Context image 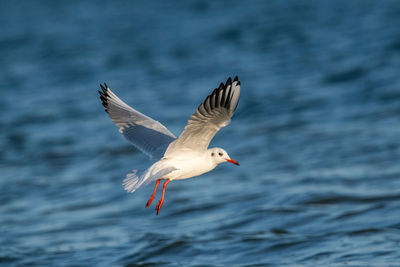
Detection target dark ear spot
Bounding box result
[218,152,223,156]
[211,153,215,157]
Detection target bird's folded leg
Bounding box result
[155,179,171,215]
[146,179,161,208]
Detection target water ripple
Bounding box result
[1,1,400,266]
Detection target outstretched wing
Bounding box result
[99,84,176,159]
[164,76,240,156]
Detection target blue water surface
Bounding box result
[1,1,400,266]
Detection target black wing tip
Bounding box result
[224,76,240,87]
[99,82,110,113]
[198,75,241,115]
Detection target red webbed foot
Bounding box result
[146,179,161,208]
[155,179,170,215]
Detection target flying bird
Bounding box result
[99,76,241,215]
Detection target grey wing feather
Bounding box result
[99,83,176,159]
[164,76,240,155]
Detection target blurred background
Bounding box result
[1,1,400,266]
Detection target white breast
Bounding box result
[161,151,217,180]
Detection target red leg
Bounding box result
[146,179,161,208]
[155,179,171,215]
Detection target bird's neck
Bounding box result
[205,153,219,169]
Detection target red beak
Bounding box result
[226,158,240,166]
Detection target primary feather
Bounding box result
[164,76,240,156]
[99,84,176,159]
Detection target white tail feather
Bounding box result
[123,170,142,193]
[122,163,178,193]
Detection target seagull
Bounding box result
[99,76,241,215]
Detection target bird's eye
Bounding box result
[218,152,223,156]
[211,153,215,157]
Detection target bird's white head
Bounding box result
[208,147,239,166]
